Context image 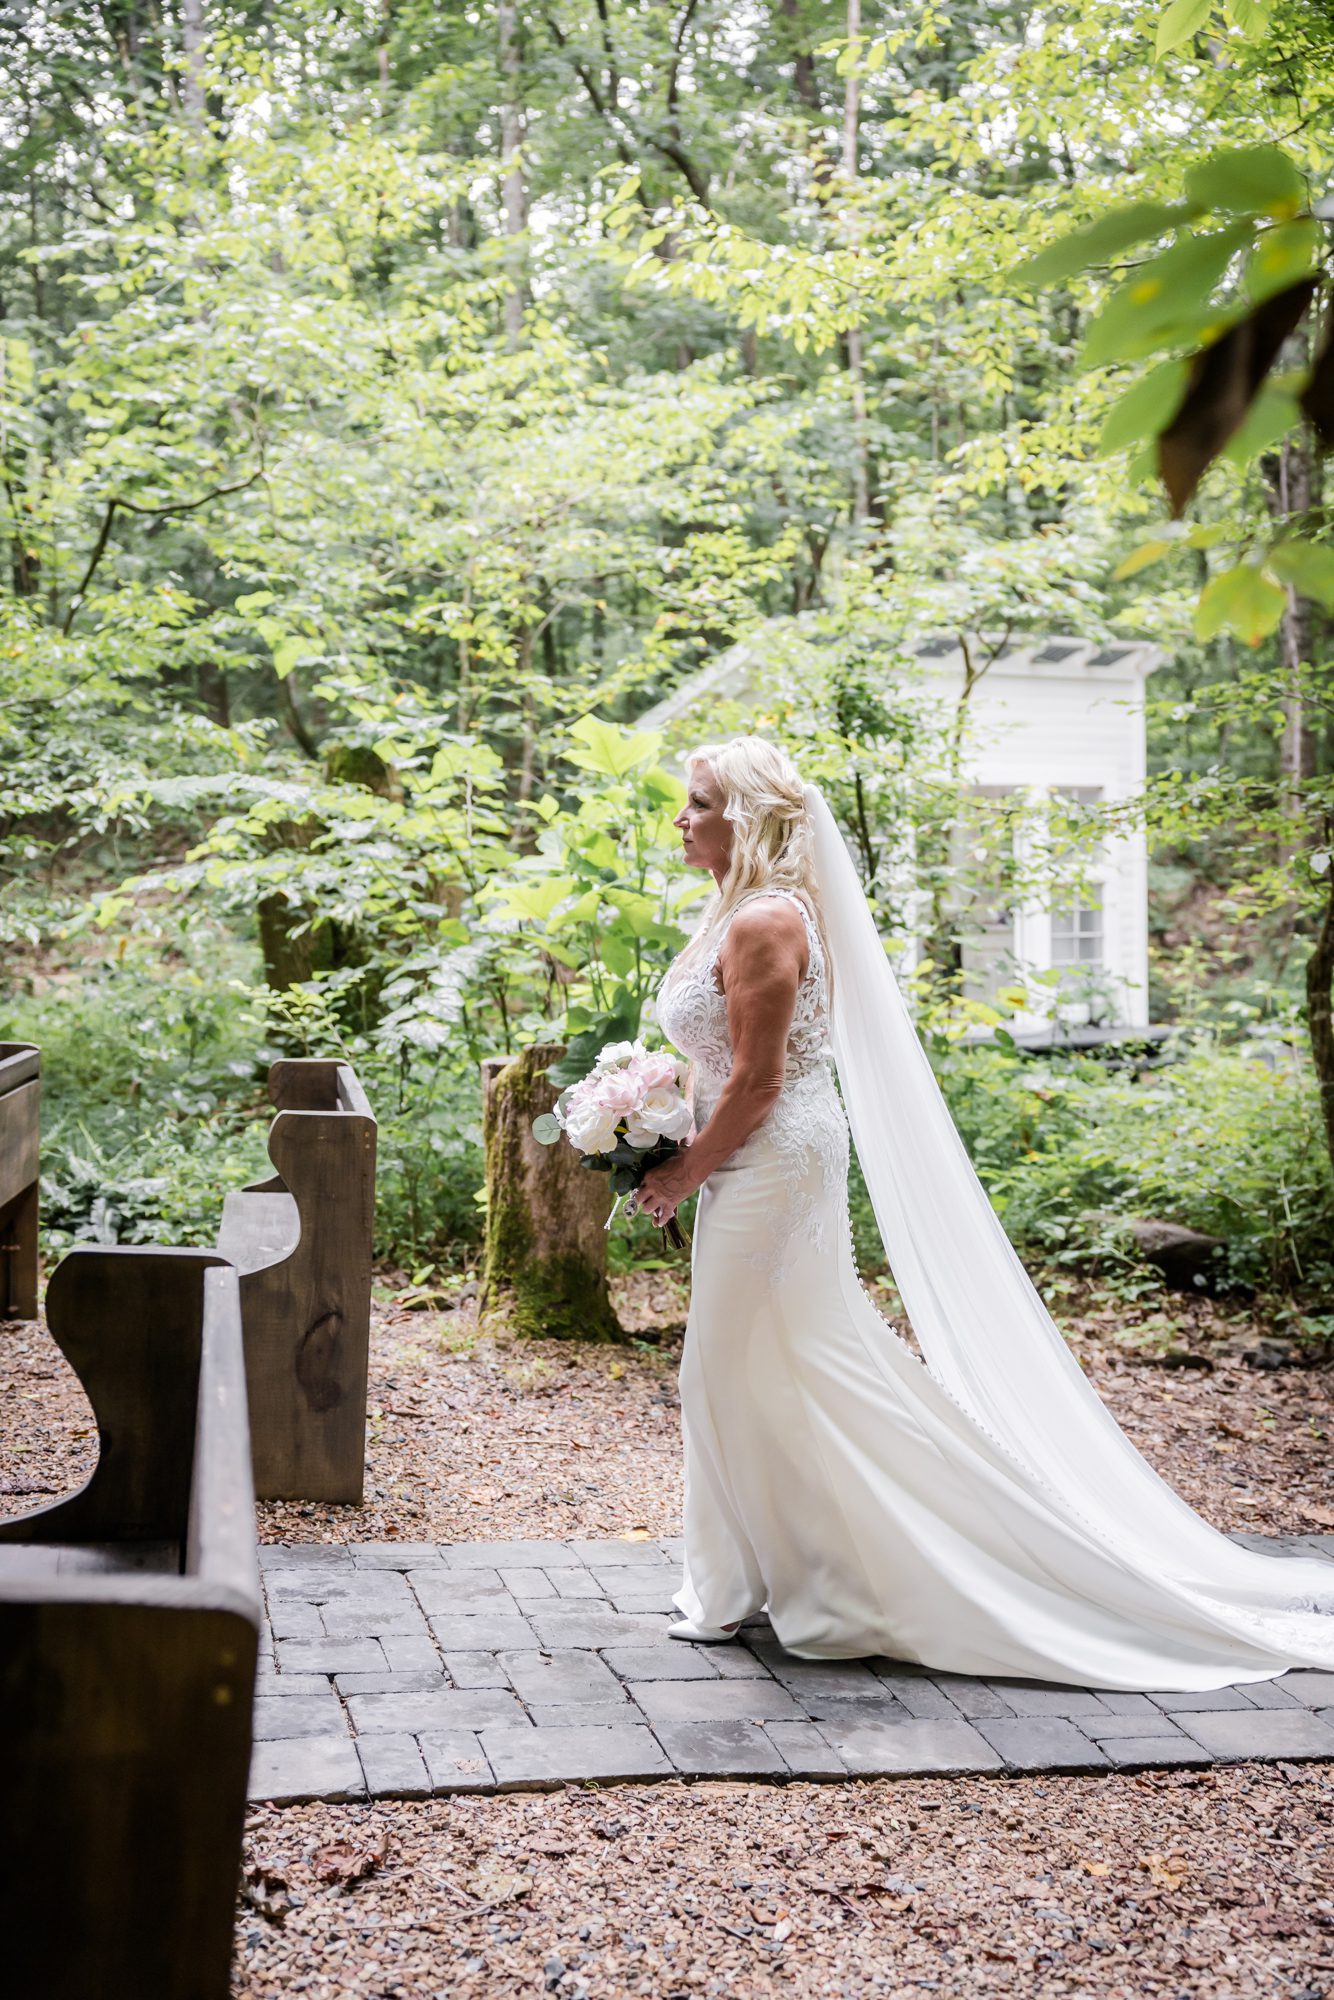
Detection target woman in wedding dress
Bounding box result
[634,736,1334,1692]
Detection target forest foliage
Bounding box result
[2,0,1333,1315]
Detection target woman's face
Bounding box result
[673,761,733,879]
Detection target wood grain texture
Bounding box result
[218,1059,376,1503]
[0,1251,260,2000]
[0,1042,40,1320]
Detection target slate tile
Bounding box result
[259,1544,353,1570]
[979,1683,1111,1719]
[1087,1691,1158,1716]
[1172,1708,1334,1760]
[334,1671,448,1697]
[321,1605,430,1640]
[1278,1670,1334,1708]
[588,1563,680,1587]
[498,1650,624,1706]
[444,1650,512,1690]
[819,1717,1004,1776]
[408,1570,514,1612]
[480,1723,672,1787]
[347,1688,525,1735]
[796,1693,912,1728]
[1098,1736,1214,1768]
[498,1568,556,1598]
[351,1544,444,1569]
[866,1671,962,1720]
[444,1540,584,1568]
[268,1601,324,1641]
[1143,1685,1259,1711]
[276,1639,386,1674]
[602,1588,680,1614]
[427,1613,536,1651]
[629,1678,804,1724]
[601,1645,721,1682]
[710,1646,778,1679]
[1085,1712,1201,1741]
[380,1635,443,1673]
[935,1678,1015,1720]
[253,1670,331,1698]
[419,1729,495,1793]
[252,1695,346,1740]
[656,1537,687,1560]
[975,1719,1110,1771]
[249,1733,365,1803]
[566,1538,669,1565]
[551,1569,606,1600]
[529,1611,672,1650]
[765,1720,848,1776]
[527,1701,636,1727]
[267,1569,410,1606]
[744,1647,882,1702]
[357,1733,433,1798]
[1238,1679,1302,1710]
[652,1718,788,1777]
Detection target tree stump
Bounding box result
[480,1042,622,1341]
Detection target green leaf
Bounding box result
[531,1112,563,1144]
[492,875,576,923]
[1097,358,1189,454]
[1193,564,1286,645]
[271,637,304,679]
[1226,0,1271,38]
[601,931,637,975]
[1218,385,1301,466]
[565,712,662,778]
[1155,0,1210,57]
[1079,223,1253,369]
[1244,218,1319,302]
[1113,538,1175,581]
[547,886,602,932]
[1012,203,1184,289]
[1185,145,1304,219]
[1266,540,1334,610]
[235,589,274,614]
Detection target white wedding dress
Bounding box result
[654,866,1334,1692]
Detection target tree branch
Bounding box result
[61,470,262,632]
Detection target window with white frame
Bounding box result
[1049,893,1104,968]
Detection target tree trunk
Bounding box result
[841,0,870,526]
[498,0,529,347]
[481,1043,622,1340]
[1265,434,1316,812]
[1307,821,1334,1186]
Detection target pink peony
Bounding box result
[634,1050,680,1090]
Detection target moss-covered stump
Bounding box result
[480,1043,622,1341]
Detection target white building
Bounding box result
[639,632,1162,1031]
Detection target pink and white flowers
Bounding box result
[556,1039,692,1156]
[532,1038,692,1245]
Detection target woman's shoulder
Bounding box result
[721,892,810,954]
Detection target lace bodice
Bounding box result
[656,888,832,1104]
[654,888,849,1272]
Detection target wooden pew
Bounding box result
[0,1040,39,1320]
[0,1245,261,2000]
[217,1057,376,1504]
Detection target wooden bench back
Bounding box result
[0,1043,39,1320]
[224,1058,376,1502]
[0,1247,260,2000]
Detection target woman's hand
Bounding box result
[635,1150,700,1227]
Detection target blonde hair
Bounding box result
[682,736,831,983]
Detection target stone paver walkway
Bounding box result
[250,1534,1334,1802]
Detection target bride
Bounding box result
[634,735,1334,1691]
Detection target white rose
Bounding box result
[564,1102,621,1154]
[596,1040,638,1071]
[638,1085,692,1141]
[623,1114,658,1149]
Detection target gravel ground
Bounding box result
[4,1273,1332,1542]
[236,1765,1334,1998]
[7,1269,1334,1998]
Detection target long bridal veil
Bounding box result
[803,781,1334,1659]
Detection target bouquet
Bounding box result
[532,1039,692,1248]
